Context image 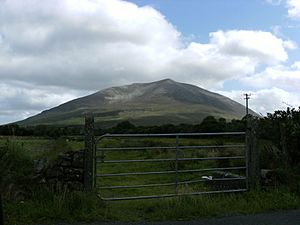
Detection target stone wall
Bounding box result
[34,150,84,191]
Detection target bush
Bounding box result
[0,139,35,200]
[0,138,74,200]
[259,143,282,169]
[259,107,300,167]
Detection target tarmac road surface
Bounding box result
[50,209,300,225]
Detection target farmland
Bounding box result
[1,133,300,224]
[95,134,246,200]
[1,108,300,224]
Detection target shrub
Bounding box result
[0,139,35,200]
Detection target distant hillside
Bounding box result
[18,79,257,127]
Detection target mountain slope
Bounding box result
[19,79,256,127]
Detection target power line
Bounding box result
[282,102,293,108]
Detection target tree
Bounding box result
[110,121,136,133]
[259,107,300,167]
[199,116,224,132]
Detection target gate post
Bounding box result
[84,114,95,191]
[279,123,288,168]
[246,117,259,189]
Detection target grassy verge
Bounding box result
[3,187,300,224]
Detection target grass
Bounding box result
[4,188,106,224]
[96,135,246,199]
[2,135,300,224]
[106,187,300,221]
[0,136,84,157]
[4,187,300,224]
[0,137,49,157]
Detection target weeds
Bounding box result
[5,187,106,224]
[0,139,35,200]
[4,186,300,224]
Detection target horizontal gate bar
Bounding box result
[97,177,246,189]
[97,156,245,164]
[96,166,246,177]
[97,132,245,139]
[97,146,175,151]
[100,188,248,201]
[96,144,245,152]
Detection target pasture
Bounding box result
[1,135,300,224]
[95,134,247,200]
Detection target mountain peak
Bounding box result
[19,79,256,127]
[156,78,176,83]
[131,78,176,86]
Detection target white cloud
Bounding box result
[265,0,284,5]
[291,60,300,69]
[218,88,300,115]
[223,59,300,114]
[283,40,298,49]
[0,0,291,89]
[0,82,86,124]
[266,0,300,19]
[166,42,255,88]
[210,30,289,64]
[287,0,300,19]
[166,30,292,88]
[0,0,297,124]
[240,63,300,91]
[0,0,182,90]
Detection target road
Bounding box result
[52,209,300,225]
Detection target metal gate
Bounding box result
[95,132,248,201]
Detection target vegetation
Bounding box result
[0,139,35,201]
[96,135,246,199]
[0,116,246,137]
[1,107,300,224]
[4,188,300,224]
[259,107,300,167]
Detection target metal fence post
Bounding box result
[84,114,95,191]
[246,118,259,189]
[175,135,179,195]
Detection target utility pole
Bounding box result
[244,93,251,116]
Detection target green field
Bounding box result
[96,135,246,200]
[1,135,300,224]
[0,135,246,200]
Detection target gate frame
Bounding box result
[94,132,248,201]
[83,115,259,199]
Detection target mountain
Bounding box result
[18,79,256,127]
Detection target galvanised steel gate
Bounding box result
[95,132,248,201]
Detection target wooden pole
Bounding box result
[246,117,259,189]
[280,123,288,168]
[84,114,95,191]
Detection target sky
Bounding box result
[0,0,300,125]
